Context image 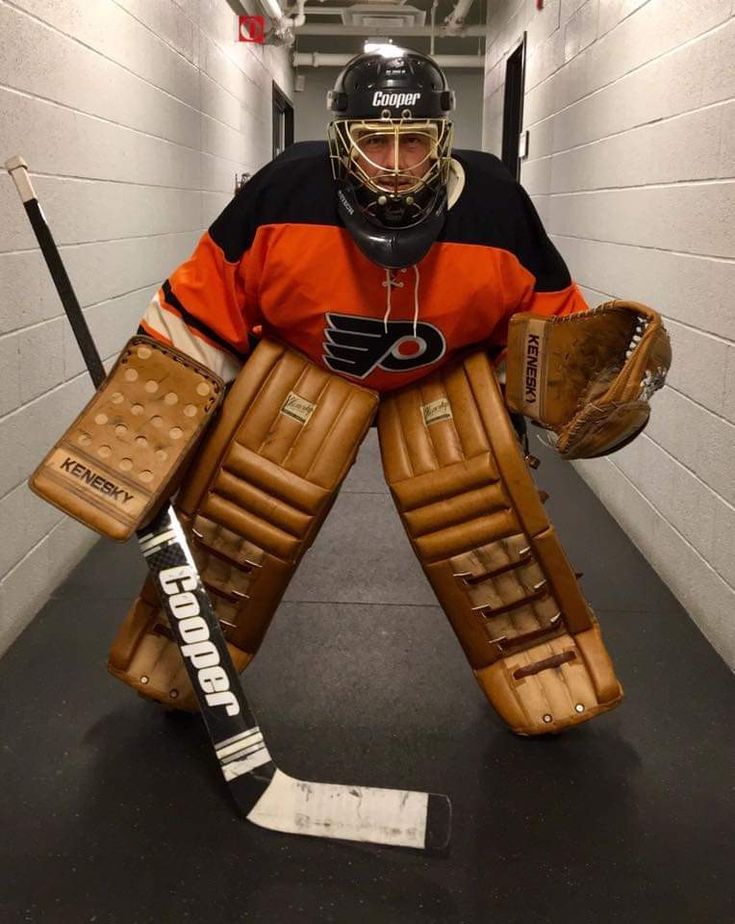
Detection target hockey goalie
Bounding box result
[32,47,671,738]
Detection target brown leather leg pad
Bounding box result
[108,339,378,711]
[378,349,623,736]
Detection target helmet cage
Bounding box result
[328,116,453,227]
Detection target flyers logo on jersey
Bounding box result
[323,313,446,379]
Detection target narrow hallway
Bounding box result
[1,433,732,923]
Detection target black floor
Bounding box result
[1,434,733,923]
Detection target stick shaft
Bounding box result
[5,156,105,387]
[140,505,275,811]
[5,154,273,812]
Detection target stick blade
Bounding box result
[424,791,452,853]
[246,769,451,852]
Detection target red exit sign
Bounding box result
[238,15,265,43]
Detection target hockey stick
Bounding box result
[5,155,451,852]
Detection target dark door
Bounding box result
[501,33,527,180]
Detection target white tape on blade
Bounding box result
[247,769,429,849]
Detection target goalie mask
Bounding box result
[327,47,455,269]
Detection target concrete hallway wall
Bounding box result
[482,0,735,666]
[0,0,292,656]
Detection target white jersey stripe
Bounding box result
[142,292,242,384]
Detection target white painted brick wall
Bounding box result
[0,0,292,657]
[548,184,732,257]
[484,0,735,667]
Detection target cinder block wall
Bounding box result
[483,0,734,666]
[0,0,292,656]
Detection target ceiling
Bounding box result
[292,0,488,58]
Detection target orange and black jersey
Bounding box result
[141,141,588,392]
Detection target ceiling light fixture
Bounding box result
[363,39,397,55]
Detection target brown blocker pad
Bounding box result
[30,336,224,540]
[378,349,623,735]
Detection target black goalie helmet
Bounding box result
[327,47,455,269]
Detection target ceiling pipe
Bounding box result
[430,0,438,55]
[293,51,484,67]
[442,0,476,35]
[288,0,307,28]
[295,23,485,35]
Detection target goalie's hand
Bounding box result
[505,300,672,460]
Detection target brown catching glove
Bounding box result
[505,300,672,460]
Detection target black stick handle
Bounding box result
[5,153,273,808]
[5,155,106,388]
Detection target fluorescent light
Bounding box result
[364,40,396,56]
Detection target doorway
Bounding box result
[501,33,527,180]
[272,82,294,159]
